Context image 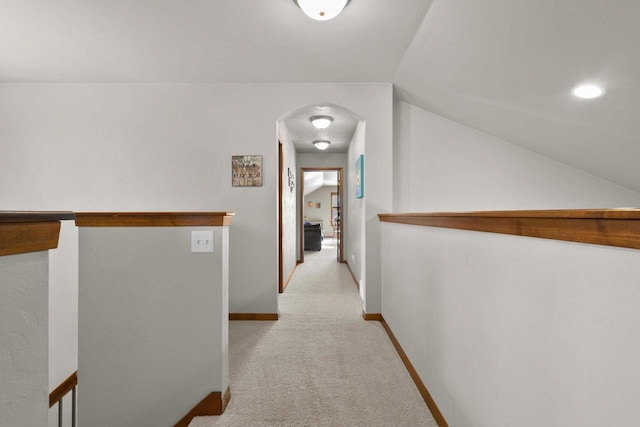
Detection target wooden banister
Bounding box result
[49,371,78,408]
[0,211,75,256]
[75,212,234,227]
[378,209,640,250]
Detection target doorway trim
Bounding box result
[278,141,284,293]
[299,167,344,264]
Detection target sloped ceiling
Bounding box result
[304,171,339,196]
[393,0,640,193]
[1,0,639,192]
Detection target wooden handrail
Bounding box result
[0,211,75,222]
[0,211,75,256]
[49,371,78,408]
[378,209,640,250]
[75,212,234,227]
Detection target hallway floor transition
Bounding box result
[190,241,438,426]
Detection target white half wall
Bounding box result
[382,223,640,427]
[78,226,229,426]
[0,252,49,427]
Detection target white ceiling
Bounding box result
[0,0,429,83]
[2,0,639,192]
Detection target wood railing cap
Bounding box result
[0,211,75,222]
[378,208,640,251]
[0,211,72,256]
[75,212,235,227]
[378,208,640,220]
[49,371,78,408]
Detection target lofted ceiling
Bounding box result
[1,0,639,192]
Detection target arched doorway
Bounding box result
[276,103,363,294]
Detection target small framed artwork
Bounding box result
[355,154,364,199]
[287,168,295,192]
[232,155,263,187]
[316,202,321,209]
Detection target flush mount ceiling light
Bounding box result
[313,140,331,150]
[294,0,351,21]
[310,115,333,129]
[572,84,605,99]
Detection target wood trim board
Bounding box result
[0,221,62,256]
[377,316,449,427]
[342,260,359,290]
[282,263,298,292]
[75,212,234,227]
[362,312,382,321]
[229,313,279,321]
[364,314,448,427]
[174,388,231,427]
[379,209,640,250]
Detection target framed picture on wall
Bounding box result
[355,154,364,199]
[287,167,295,192]
[232,155,263,187]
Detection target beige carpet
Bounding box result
[190,241,438,427]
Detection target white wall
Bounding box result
[0,83,392,382]
[297,153,348,171]
[0,252,49,427]
[393,101,640,211]
[78,226,228,426]
[382,223,640,427]
[48,221,78,392]
[48,222,78,427]
[304,185,337,236]
[383,99,640,426]
[346,121,367,304]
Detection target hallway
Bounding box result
[191,241,438,426]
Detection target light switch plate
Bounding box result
[191,230,214,253]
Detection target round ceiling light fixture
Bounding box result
[313,140,331,150]
[572,84,605,99]
[310,115,333,129]
[294,0,351,21]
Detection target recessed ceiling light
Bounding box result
[572,84,605,99]
[313,140,331,150]
[294,0,350,21]
[310,115,333,129]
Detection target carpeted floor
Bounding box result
[190,241,438,427]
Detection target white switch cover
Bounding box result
[191,230,214,253]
